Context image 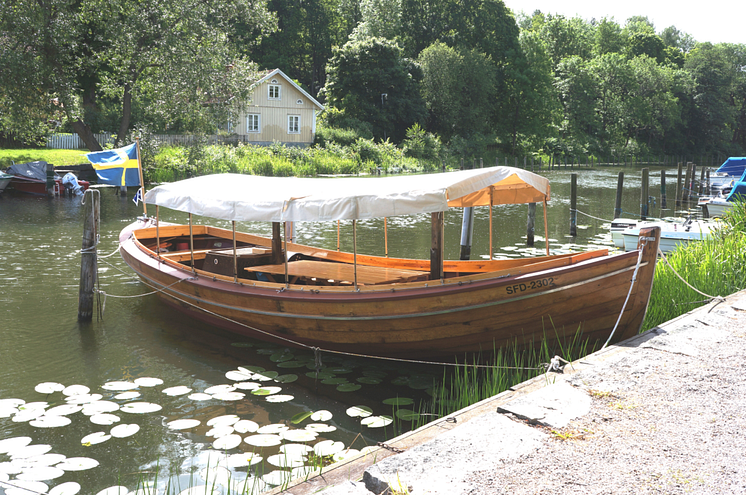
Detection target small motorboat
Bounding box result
[6,161,90,196]
[621,217,716,253]
[0,171,12,193]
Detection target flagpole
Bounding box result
[136,138,147,217]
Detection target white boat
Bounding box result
[610,218,639,249]
[0,171,12,193]
[700,197,734,218]
[621,218,716,253]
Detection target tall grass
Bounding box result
[641,199,746,331]
[0,148,89,168]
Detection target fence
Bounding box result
[46,133,116,149]
[45,133,261,149]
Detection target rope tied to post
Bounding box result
[601,238,647,349]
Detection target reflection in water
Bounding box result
[0,167,691,493]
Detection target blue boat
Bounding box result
[708,157,746,196]
[701,163,746,217]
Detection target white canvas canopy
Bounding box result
[143,166,550,223]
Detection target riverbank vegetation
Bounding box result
[2,1,744,163]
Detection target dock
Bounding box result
[272,289,746,494]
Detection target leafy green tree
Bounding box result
[350,0,402,42]
[533,14,594,69]
[322,37,426,142]
[594,17,626,56]
[555,56,601,147]
[627,32,666,63]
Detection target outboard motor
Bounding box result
[62,173,84,196]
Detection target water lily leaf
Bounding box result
[382,397,414,406]
[262,470,292,487]
[56,457,99,471]
[265,394,294,403]
[337,383,362,392]
[257,424,289,434]
[225,370,253,381]
[45,404,83,416]
[329,367,354,374]
[276,361,307,369]
[256,347,279,355]
[113,391,140,400]
[395,409,421,421]
[81,432,111,446]
[167,419,201,430]
[313,440,345,457]
[120,402,162,414]
[16,466,65,481]
[177,487,219,495]
[212,392,245,401]
[133,377,163,387]
[270,352,295,363]
[226,452,263,468]
[267,453,306,469]
[9,444,52,459]
[81,401,119,415]
[320,378,347,385]
[280,443,312,455]
[305,423,337,433]
[253,371,278,381]
[62,385,90,396]
[233,381,261,391]
[252,386,281,396]
[206,414,240,427]
[356,377,382,384]
[96,486,128,495]
[34,382,65,394]
[162,386,192,396]
[203,384,235,395]
[290,411,313,425]
[110,424,140,438]
[333,449,360,462]
[360,415,393,428]
[29,416,72,428]
[23,453,66,466]
[310,410,332,422]
[238,365,265,374]
[4,480,49,495]
[390,376,410,386]
[187,393,213,401]
[206,426,234,438]
[345,405,373,418]
[212,434,242,450]
[65,393,103,404]
[233,419,259,433]
[90,413,120,426]
[279,429,317,442]
[274,374,298,383]
[49,481,81,495]
[244,434,282,447]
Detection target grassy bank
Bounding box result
[0,148,88,168]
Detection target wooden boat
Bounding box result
[6,161,90,196]
[118,167,661,359]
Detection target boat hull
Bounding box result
[9,177,90,195]
[119,221,660,359]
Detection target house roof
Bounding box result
[255,69,324,110]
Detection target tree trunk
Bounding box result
[71,118,103,152]
[116,84,133,147]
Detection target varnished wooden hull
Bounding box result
[118,220,660,359]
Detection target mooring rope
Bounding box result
[601,240,646,349]
[657,247,725,304]
[571,208,613,223]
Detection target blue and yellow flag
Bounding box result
[86,143,140,187]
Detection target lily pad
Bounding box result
[101,381,138,391]
[62,385,90,396]
[82,401,119,415]
[244,434,282,447]
[230,341,254,347]
[279,443,312,455]
[233,419,259,434]
[120,402,162,414]
[290,411,313,424]
[262,470,292,487]
[265,394,294,403]
[333,449,360,462]
[65,393,103,404]
[187,393,213,401]
[177,487,219,495]
[226,452,263,468]
[110,423,140,438]
[361,415,393,428]
[345,405,373,418]
[113,391,140,400]
[9,444,52,459]
[274,374,298,383]
[0,437,33,454]
[225,370,253,381]
[238,365,265,374]
[270,352,295,363]
[96,486,128,495]
[133,377,163,387]
[29,416,72,428]
[167,419,201,430]
[279,429,317,442]
[203,384,235,395]
[206,414,239,427]
[4,480,49,495]
[162,386,192,396]
[81,432,111,446]
[16,466,65,481]
[45,404,83,416]
[34,382,65,394]
[320,378,348,385]
[56,457,100,471]
[212,434,242,450]
[395,409,421,421]
[257,424,289,434]
[23,453,66,466]
[305,423,337,433]
[382,397,414,406]
[337,383,362,392]
[233,381,261,391]
[49,482,82,495]
[310,410,332,422]
[313,440,345,457]
[212,391,245,401]
[276,360,307,368]
[206,426,234,438]
[253,371,278,381]
[90,413,121,426]
[356,377,382,384]
[267,453,306,469]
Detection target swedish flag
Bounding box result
[86,143,140,187]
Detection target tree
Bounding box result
[0,0,276,150]
[350,0,403,42]
[594,17,626,56]
[627,32,666,63]
[322,38,426,142]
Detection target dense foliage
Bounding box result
[2,1,745,159]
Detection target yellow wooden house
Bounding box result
[235,69,324,147]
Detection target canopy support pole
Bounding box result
[543,198,549,256]
[155,205,160,260]
[489,186,494,260]
[189,213,195,275]
[353,220,358,290]
[384,217,389,257]
[283,222,289,288]
[232,221,238,283]
[136,138,147,217]
[337,220,340,251]
[430,212,444,281]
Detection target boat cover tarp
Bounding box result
[714,157,746,177]
[144,166,551,222]
[725,165,746,201]
[6,161,56,182]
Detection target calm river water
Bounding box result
[0,166,693,494]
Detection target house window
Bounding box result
[288,115,300,134]
[247,114,260,133]
[296,99,303,105]
[268,84,281,100]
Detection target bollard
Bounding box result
[570,173,577,236]
[78,189,100,321]
[614,172,624,219]
[640,168,649,220]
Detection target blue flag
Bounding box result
[133,188,142,206]
[86,143,140,187]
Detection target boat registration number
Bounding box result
[506,277,555,294]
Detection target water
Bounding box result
[0,166,695,494]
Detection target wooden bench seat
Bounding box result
[245,260,428,286]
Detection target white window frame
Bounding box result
[246,114,260,133]
[288,115,300,134]
[268,84,281,100]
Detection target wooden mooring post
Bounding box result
[78,189,100,321]
[683,163,693,203]
[527,203,536,246]
[570,173,577,236]
[640,168,649,220]
[614,172,624,219]
[675,163,683,207]
[660,169,667,211]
